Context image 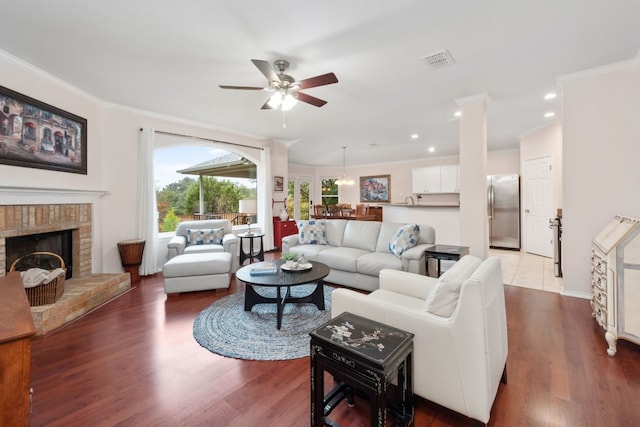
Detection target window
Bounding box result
[154,145,256,232]
[320,178,338,208]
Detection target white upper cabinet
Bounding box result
[440,165,459,193]
[411,165,459,194]
[411,168,428,193]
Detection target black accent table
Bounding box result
[310,312,414,427]
[238,232,265,265]
[235,260,330,330]
[424,244,470,277]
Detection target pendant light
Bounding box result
[335,146,354,186]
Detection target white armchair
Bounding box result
[331,256,508,424]
[167,220,239,271]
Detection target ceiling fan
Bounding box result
[219,59,338,111]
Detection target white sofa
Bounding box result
[331,256,508,424]
[167,219,239,272]
[281,219,436,291]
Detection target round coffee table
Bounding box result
[235,260,330,329]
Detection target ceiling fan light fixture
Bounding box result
[268,91,282,108]
[281,93,297,111]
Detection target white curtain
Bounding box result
[137,128,160,275]
[259,147,275,251]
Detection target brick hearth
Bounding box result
[1,203,131,335]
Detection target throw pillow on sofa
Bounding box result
[296,220,328,245]
[423,255,482,317]
[187,228,224,245]
[388,224,420,256]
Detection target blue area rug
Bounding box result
[193,285,333,360]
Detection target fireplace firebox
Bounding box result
[6,230,73,279]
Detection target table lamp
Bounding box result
[239,199,257,234]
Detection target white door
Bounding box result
[524,156,554,257]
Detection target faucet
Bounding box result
[404,196,415,205]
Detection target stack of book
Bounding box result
[249,263,278,276]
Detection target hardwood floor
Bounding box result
[30,253,640,426]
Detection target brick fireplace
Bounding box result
[0,201,130,335]
[0,203,92,277]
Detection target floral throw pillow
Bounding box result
[296,220,328,245]
[388,224,420,257]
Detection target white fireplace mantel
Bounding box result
[0,186,110,205]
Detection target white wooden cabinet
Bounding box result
[411,165,459,194]
[591,216,640,356]
[411,168,428,193]
[440,165,459,193]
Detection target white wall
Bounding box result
[560,55,640,298]
[0,51,275,274]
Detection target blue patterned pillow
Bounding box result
[388,224,420,256]
[296,220,328,245]
[187,228,224,245]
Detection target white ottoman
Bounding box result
[162,252,233,293]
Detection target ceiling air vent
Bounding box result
[420,49,454,69]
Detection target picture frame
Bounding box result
[360,174,391,203]
[274,175,284,192]
[0,85,87,174]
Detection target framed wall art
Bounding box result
[360,174,391,202]
[274,175,284,192]
[0,85,87,174]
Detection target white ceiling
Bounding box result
[1,1,638,168]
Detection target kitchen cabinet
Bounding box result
[412,165,459,194]
[440,165,460,193]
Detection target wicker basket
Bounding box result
[10,251,66,306]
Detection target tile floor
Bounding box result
[489,248,563,293]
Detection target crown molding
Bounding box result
[454,92,492,107]
[557,50,640,85]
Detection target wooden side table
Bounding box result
[238,232,265,266]
[310,312,414,427]
[424,244,470,277]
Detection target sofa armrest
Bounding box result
[379,269,439,300]
[281,234,300,252]
[330,288,388,323]
[402,243,431,262]
[222,233,238,251]
[167,235,187,259]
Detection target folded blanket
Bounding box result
[20,268,65,288]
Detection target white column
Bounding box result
[455,93,490,259]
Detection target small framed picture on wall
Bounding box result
[274,176,284,192]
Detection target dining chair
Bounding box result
[313,205,327,218]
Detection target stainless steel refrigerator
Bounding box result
[487,174,520,249]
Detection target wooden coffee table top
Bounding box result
[235,260,330,287]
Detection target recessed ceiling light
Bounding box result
[544,92,557,100]
[428,147,435,153]
[410,133,419,140]
[454,111,462,117]
[544,112,555,118]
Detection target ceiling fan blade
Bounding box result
[260,99,275,110]
[296,92,328,107]
[219,85,265,90]
[296,72,338,90]
[251,59,281,84]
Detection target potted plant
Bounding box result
[281,252,299,268]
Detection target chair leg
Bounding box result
[500,364,508,385]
